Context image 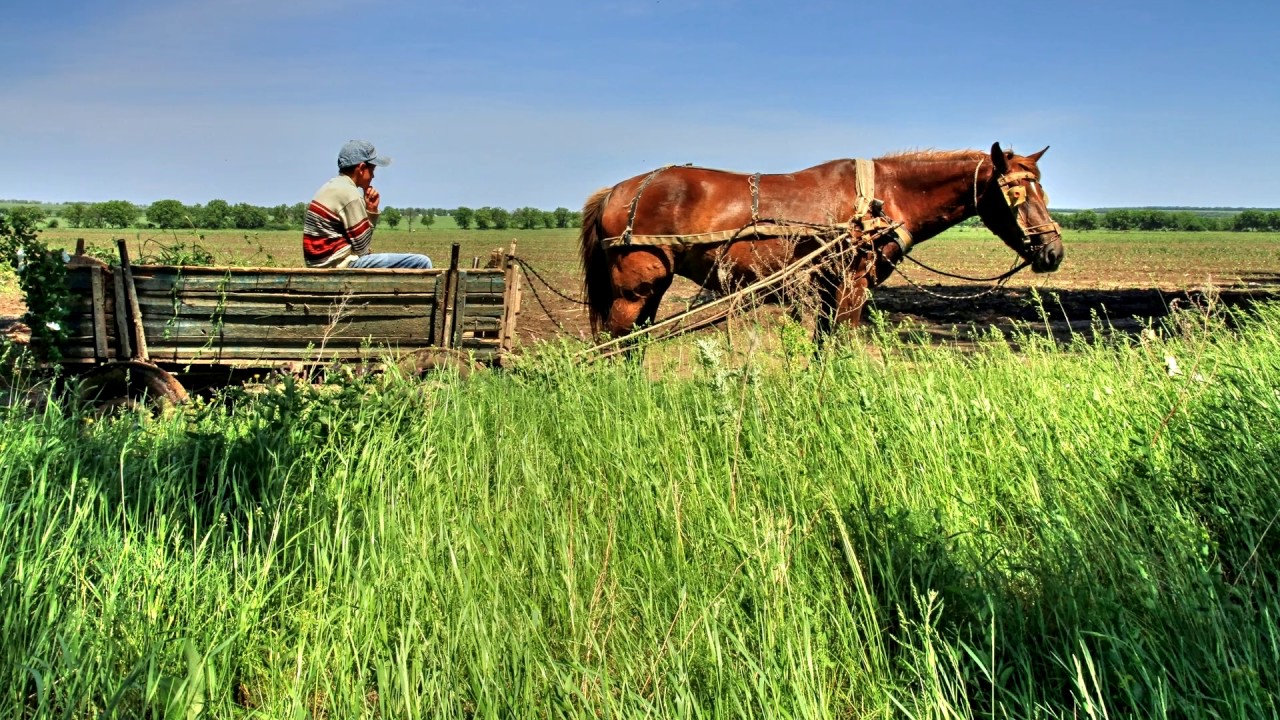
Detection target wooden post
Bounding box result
[451,270,470,348]
[116,239,149,361]
[436,244,461,349]
[89,266,109,360]
[500,240,522,356]
[75,238,86,256]
[111,270,133,360]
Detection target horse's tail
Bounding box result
[579,186,614,335]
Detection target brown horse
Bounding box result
[579,142,1064,337]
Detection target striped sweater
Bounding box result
[302,175,377,268]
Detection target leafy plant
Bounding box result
[0,210,70,360]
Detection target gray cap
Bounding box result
[337,140,392,169]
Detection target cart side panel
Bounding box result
[131,267,447,364]
[62,265,510,366]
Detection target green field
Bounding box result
[2,299,1279,717]
[2,224,1279,717]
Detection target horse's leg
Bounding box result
[814,272,869,345]
[606,249,673,336]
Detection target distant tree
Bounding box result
[62,202,88,228]
[269,204,293,226]
[1266,211,1280,232]
[473,207,493,230]
[1171,212,1206,232]
[513,207,541,230]
[1071,209,1099,230]
[541,211,555,229]
[5,205,46,226]
[91,200,140,229]
[420,213,436,229]
[201,199,233,229]
[231,203,268,229]
[1148,210,1175,230]
[289,202,307,225]
[552,207,572,228]
[147,199,188,229]
[1234,209,1266,231]
[381,207,403,228]
[490,207,511,230]
[453,206,473,230]
[403,207,419,231]
[1102,209,1134,231]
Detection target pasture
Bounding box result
[1,226,1278,717]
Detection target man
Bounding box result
[302,140,433,269]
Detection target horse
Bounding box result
[578,142,1064,338]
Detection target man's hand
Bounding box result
[364,186,381,215]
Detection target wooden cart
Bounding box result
[58,240,522,406]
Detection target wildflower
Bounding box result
[1164,355,1180,376]
[45,321,62,332]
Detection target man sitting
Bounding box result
[303,140,433,269]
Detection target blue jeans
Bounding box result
[351,253,434,269]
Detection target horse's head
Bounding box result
[977,142,1065,273]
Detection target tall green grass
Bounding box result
[1,303,1277,718]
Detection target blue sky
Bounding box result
[2,0,1277,210]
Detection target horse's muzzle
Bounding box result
[1031,236,1065,273]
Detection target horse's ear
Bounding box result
[990,142,1009,174]
[1027,146,1049,163]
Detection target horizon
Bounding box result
[3,1,1278,210]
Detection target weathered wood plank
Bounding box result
[460,305,505,319]
[133,295,438,321]
[142,317,436,342]
[140,344,500,364]
[111,268,133,360]
[128,267,485,296]
[455,316,502,332]
[451,271,469,348]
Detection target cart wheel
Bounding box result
[78,361,188,412]
[401,348,483,379]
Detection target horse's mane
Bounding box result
[876,149,987,163]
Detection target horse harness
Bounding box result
[978,162,1061,251]
[602,160,914,255]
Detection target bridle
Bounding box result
[973,160,1061,255]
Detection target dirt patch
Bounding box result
[0,291,27,343]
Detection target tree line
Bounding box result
[1049,208,1280,232]
[0,201,581,231]
[4,201,1278,233]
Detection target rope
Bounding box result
[520,270,576,331]
[749,173,761,223]
[898,252,1030,283]
[889,255,1027,301]
[510,256,588,305]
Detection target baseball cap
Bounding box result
[337,140,392,169]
